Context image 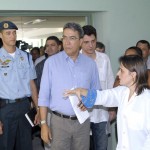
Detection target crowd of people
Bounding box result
[0,20,150,150]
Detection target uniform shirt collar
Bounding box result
[1,47,21,57]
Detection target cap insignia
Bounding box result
[3,23,9,29]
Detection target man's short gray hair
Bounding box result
[63,22,84,38]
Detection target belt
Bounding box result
[52,111,77,120]
[0,97,28,104]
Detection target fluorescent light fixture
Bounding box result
[24,19,47,25]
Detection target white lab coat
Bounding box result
[95,86,150,150]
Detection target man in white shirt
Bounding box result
[81,25,115,150]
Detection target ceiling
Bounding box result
[0,16,86,40]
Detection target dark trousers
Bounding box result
[90,122,108,150]
[0,99,32,150]
[90,135,95,150]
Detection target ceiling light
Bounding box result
[24,19,47,25]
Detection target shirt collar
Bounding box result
[62,50,81,63]
[1,47,21,57]
[95,50,104,59]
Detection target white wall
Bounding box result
[1,0,150,74]
[0,0,107,11]
[92,0,150,74]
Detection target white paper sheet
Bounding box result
[69,95,90,124]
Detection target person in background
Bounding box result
[40,46,45,56]
[34,36,61,150]
[0,21,39,150]
[59,40,64,51]
[136,40,150,87]
[124,46,142,56]
[64,55,150,150]
[96,41,105,53]
[30,47,40,63]
[34,46,46,66]
[35,36,61,93]
[136,40,150,64]
[38,22,100,150]
[35,40,62,67]
[81,25,115,150]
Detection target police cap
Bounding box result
[0,21,18,30]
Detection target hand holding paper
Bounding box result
[69,95,90,124]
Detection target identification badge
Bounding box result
[1,66,9,68]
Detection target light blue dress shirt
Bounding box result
[0,47,36,99]
[38,51,100,116]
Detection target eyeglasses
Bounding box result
[62,36,79,42]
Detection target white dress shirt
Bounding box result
[90,51,114,123]
[95,86,150,150]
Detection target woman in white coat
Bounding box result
[64,55,150,150]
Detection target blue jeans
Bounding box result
[91,122,108,150]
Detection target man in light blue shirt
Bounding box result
[38,22,100,150]
[0,21,39,150]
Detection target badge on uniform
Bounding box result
[1,59,11,65]
[1,66,9,68]
[20,57,24,61]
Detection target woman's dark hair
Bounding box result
[119,55,149,95]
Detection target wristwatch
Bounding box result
[40,120,46,125]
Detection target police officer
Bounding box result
[0,21,39,150]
